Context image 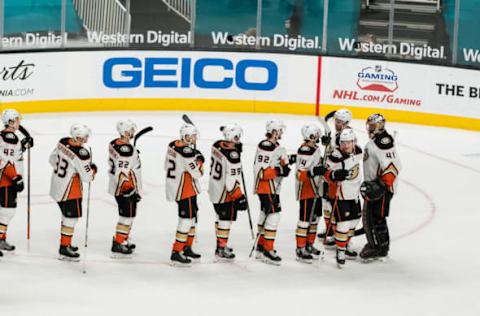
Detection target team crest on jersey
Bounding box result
[230,151,239,159]
[183,147,193,154]
[262,141,271,147]
[348,164,360,180]
[120,145,130,153]
[300,145,310,152]
[380,137,391,145]
[5,133,15,139]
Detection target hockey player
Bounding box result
[322,108,353,247]
[253,120,290,265]
[333,108,352,145]
[165,123,205,266]
[295,124,326,263]
[208,124,247,261]
[0,109,33,253]
[360,113,401,261]
[49,124,97,261]
[325,128,362,268]
[108,120,142,257]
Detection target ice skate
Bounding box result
[0,239,15,253]
[111,238,133,259]
[125,239,136,252]
[262,249,282,266]
[183,246,201,262]
[170,251,192,267]
[215,247,235,262]
[296,247,313,264]
[360,245,389,263]
[345,244,358,260]
[58,245,80,262]
[306,243,324,260]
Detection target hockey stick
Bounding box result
[133,126,153,147]
[18,125,32,247]
[240,171,255,240]
[82,146,93,274]
[181,114,194,126]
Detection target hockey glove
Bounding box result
[12,176,24,192]
[234,196,248,211]
[123,188,142,203]
[321,135,331,146]
[360,179,386,201]
[275,164,291,177]
[235,142,243,153]
[331,169,349,181]
[90,163,98,174]
[309,165,327,177]
[288,154,297,165]
[21,136,34,152]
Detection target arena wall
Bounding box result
[1,50,479,131]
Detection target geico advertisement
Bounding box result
[0,51,316,103]
[320,57,480,118]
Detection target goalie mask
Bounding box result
[366,113,386,139]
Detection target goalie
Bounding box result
[360,114,402,261]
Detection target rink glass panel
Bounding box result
[258,0,324,54]
[1,0,67,50]
[194,0,258,51]
[453,0,480,68]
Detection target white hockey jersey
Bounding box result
[49,138,95,202]
[326,146,363,201]
[363,131,402,193]
[108,139,142,196]
[295,143,324,200]
[164,140,204,202]
[253,139,288,195]
[208,140,244,204]
[0,129,24,187]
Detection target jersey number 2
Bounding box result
[167,159,176,179]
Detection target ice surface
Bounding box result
[1,111,479,316]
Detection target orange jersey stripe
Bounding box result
[0,163,18,187]
[66,174,82,200]
[297,170,316,200]
[180,172,197,200]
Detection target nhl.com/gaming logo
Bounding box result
[356,65,398,93]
